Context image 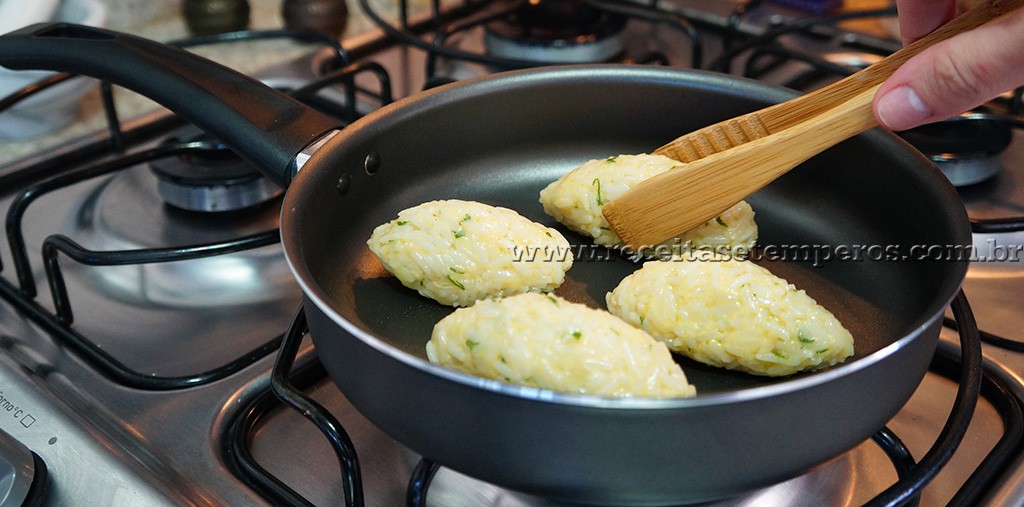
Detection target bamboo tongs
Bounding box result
[602,0,1024,250]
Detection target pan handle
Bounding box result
[0,23,339,187]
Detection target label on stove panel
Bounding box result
[0,390,36,428]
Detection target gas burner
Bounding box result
[483,0,627,63]
[899,113,1013,187]
[149,129,283,212]
[63,162,296,308]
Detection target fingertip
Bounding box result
[875,85,933,131]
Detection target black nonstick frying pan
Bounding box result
[0,24,970,505]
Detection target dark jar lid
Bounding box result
[182,0,251,36]
[282,0,349,39]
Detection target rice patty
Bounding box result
[606,252,854,376]
[539,153,757,257]
[368,200,572,307]
[427,293,697,397]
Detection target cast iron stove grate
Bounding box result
[222,292,1024,506]
[0,29,391,389]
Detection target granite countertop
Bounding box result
[0,0,407,167]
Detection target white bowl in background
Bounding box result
[0,0,108,140]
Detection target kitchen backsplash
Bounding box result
[104,0,174,32]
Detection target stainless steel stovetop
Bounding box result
[1,1,1023,505]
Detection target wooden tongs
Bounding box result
[602,0,1024,249]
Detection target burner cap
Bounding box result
[149,130,282,212]
[898,114,1012,187]
[484,0,627,63]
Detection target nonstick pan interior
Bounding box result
[289,66,967,395]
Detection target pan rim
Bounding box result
[284,65,971,411]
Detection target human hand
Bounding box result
[873,0,1024,131]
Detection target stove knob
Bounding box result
[283,0,349,39]
[182,0,251,35]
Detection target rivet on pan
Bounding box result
[364,152,381,175]
[336,173,351,195]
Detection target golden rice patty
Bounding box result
[368,200,572,307]
[427,293,697,397]
[606,252,854,376]
[539,153,757,256]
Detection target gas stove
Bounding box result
[1,0,1023,505]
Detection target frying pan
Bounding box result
[0,24,970,504]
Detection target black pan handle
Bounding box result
[0,23,339,187]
